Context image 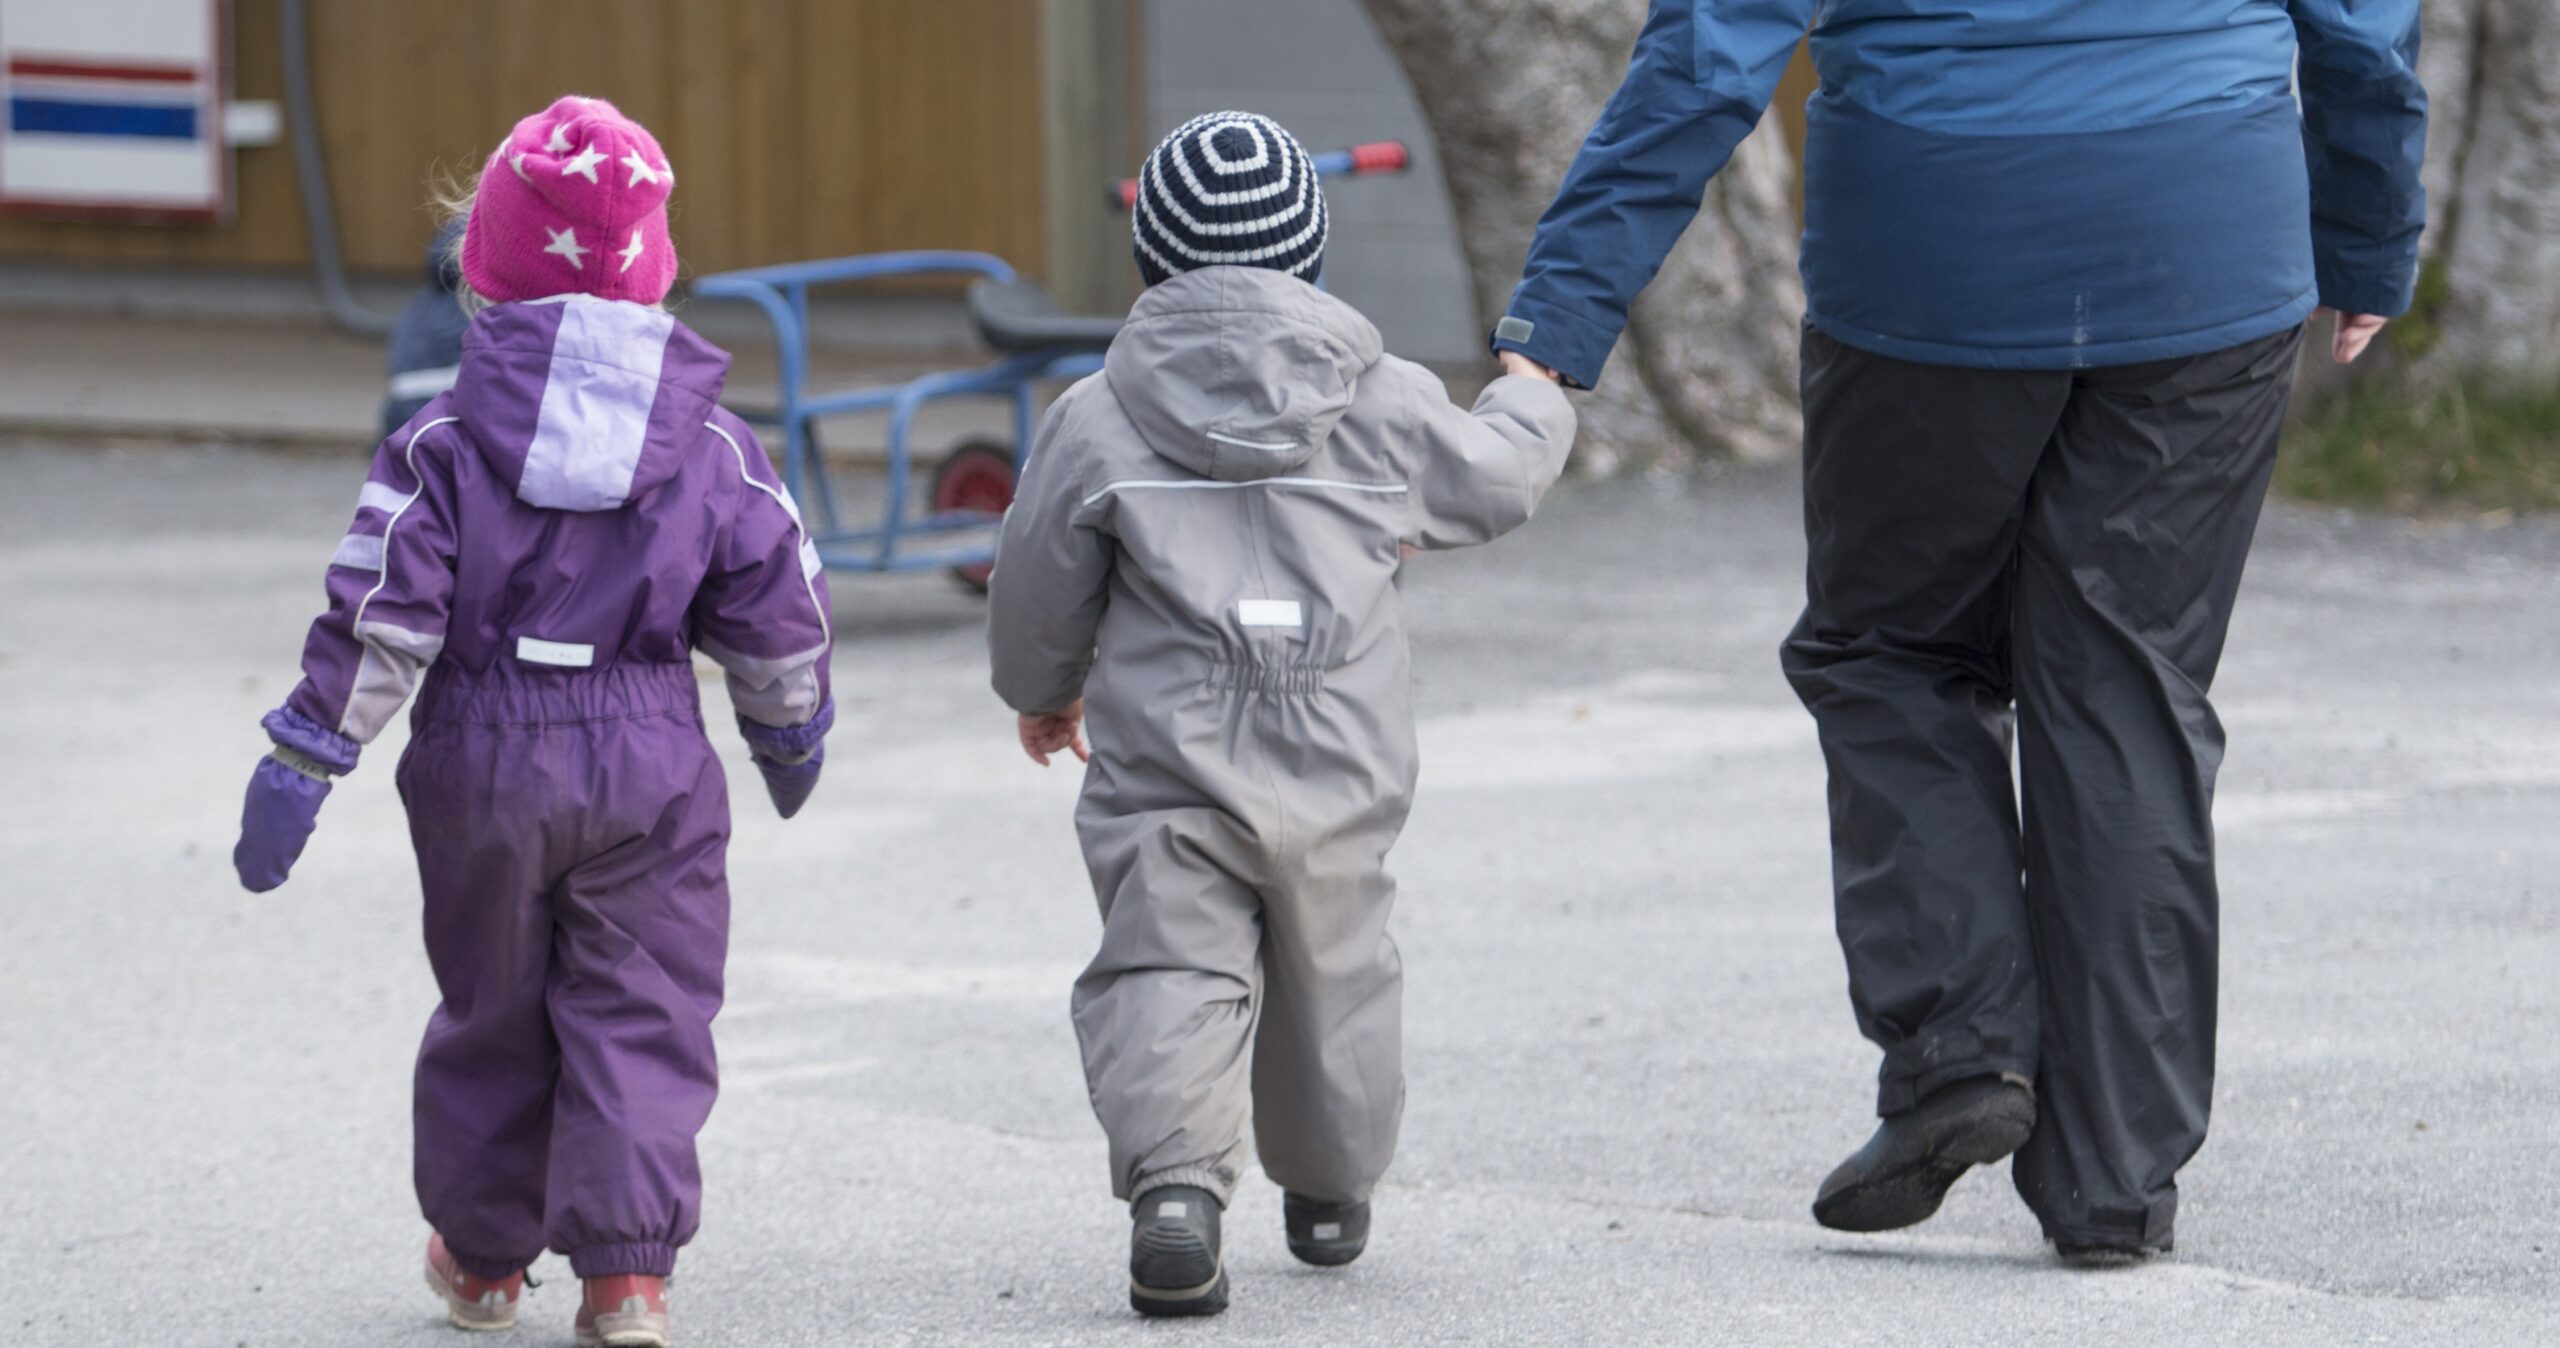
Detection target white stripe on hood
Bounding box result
[1102,268,1383,483]
[518,296,676,510]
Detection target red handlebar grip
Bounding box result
[1109,139,1406,211]
[1349,141,1409,174]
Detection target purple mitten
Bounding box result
[234,753,332,892]
[756,753,823,820]
[739,699,833,821]
[234,706,361,892]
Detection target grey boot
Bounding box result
[1282,1192,1371,1267]
[1129,1186,1227,1317]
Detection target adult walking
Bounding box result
[1492,1,2425,1262]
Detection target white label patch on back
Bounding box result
[1156,1200,1188,1218]
[516,636,595,668]
[1237,599,1303,629]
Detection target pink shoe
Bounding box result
[575,1274,671,1347]
[423,1233,525,1331]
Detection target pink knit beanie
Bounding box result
[461,95,677,307]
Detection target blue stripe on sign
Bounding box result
[7,98,198,139]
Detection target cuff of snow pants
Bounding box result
[447,1241,533,1283]
[1130,1164,1235,1207]
[2035,1191,2179,1252]
[568,1241,680,1278]
[1876,1027,2035,1117]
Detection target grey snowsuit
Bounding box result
[989,267,1575,1205]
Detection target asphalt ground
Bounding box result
[1,439,2552,1346]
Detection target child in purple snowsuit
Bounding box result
[230,97,832,1347]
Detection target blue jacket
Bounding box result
[381,221,470,439]
[1494,0,2427,383]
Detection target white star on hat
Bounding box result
[509,152,529,182]
[544,226,589,268]
[621,150,662,188]
[560,145,608,184]
[545,123,573,154]
[619,228,647,273]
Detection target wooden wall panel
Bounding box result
[0,0,1048,281]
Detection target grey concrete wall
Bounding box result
[1141,0,1481,363]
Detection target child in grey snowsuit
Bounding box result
[987,112,1576,1317]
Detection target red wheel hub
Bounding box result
[931,445,1017,591]
[934,454,1015,517]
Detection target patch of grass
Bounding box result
[2278,375,2560,513]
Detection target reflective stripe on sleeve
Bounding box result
[330,533,386,571]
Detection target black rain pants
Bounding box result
[1782,320,2305,1248]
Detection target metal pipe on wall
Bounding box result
[281,0,394,336]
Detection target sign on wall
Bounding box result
[0,0,229,220]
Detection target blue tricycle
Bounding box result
[691,140,1410,591]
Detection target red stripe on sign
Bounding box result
[7,56,200,84]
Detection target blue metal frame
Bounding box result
[692,251,1102,575]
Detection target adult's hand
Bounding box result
[2317,308,2389,365]
[1498,350,1562,384]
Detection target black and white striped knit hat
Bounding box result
[1133,111,1328,287]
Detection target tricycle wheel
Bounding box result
[929,440,1017,592]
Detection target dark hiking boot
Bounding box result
[1129,1186,1227,1317]
[1282,1192,1371,1267]
[1813,1074,2037,1233]
[2054,1236,2173,1269]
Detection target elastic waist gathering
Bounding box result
[1207,660,1327,698]
[415,660,703,726]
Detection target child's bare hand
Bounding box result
[1498,350,1562,384]
[1018,702,1090,766]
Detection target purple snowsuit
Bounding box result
[275,296,833,1280]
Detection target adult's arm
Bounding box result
[2290,0,2428,318]
[1491,0,1814,390]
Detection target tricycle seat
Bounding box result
[967,278,1121,356]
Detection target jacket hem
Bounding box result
[1807,290,2316,372]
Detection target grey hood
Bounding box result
[1102,267,1385,482]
